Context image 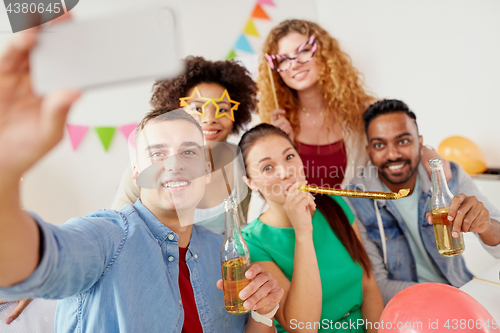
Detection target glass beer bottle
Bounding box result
[429,158,465,256]
[221,198,251,314]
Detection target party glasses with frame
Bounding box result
[265,35,317,72]
[179,87,240,122]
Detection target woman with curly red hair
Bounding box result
[258,19,446,189]
[111,56,256,233]
[258,19,372,189]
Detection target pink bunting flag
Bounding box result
[257,0,275,6]
[118,123,139,148]
[66,124,89,151]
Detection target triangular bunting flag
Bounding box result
[243,18,259,37]
[226,49,237,60]
[234,34,253,53]
[257,0,275,6]
[118,123,138,147]
[118,123,138,148]
[251,4,270,20]
[66,124,89,151]
[95,127,116,152]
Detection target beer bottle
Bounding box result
[429,158,465,256]
[221,198,251,314]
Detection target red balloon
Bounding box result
[379,283,499,333]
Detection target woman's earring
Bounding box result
[253,188,259,192]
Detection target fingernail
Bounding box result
[448,216,453,221]
[6,317,12,325]
[452,232,459,238]
[243,301,251,310]
[239,291,246,299]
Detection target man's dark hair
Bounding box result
[136,108,208,162]
[137,107,203,140]
[363,99,417,134]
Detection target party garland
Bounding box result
[69,0,275,152]
[66,123,137,152]
[225,0,275,59]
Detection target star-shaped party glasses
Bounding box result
[179,87,240,122]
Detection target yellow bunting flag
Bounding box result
[243,18,259,37]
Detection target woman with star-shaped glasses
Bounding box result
[111,56,257,234]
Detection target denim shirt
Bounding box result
[0,200,248,332]
[347,162,500,300]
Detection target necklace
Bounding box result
[301,107,324,125]
[300,106,326,155]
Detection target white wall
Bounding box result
[316,0,500,272]
[1,0,499,225]
[0,0,316,224]
[316,0,500,167]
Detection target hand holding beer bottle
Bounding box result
[219,198,283,316]
[220,198,251,314]
[428,158,465,256]
[427,158,495,257]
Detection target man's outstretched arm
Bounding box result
[0,22,80,287]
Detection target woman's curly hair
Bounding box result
[258,20,375,138]
[149,56,257,134]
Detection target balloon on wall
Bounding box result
[379,283,499,333]
[437,136,487,175]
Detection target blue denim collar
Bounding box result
[133,199,179,246]
[187,226,202,262]
[418,162,460,197]
[132,199,203,262]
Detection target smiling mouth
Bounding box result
[387,163,406,171]
[293,71,308,79]
[162,181,189,188]
[203,130,220,135]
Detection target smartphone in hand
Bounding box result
[30,7,183,95]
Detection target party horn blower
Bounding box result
[300,185,410,200]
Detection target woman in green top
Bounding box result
[239,124,383,332]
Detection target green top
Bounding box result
[242,195,365,332]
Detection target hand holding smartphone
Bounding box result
[30,7,183,95]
